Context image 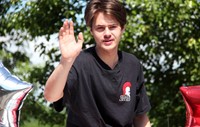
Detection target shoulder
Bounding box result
[120,51,143,74]
[78,46,94,59]
[121,51,141,65]
[73,46,95,66]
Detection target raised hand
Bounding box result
[59,20,84,62]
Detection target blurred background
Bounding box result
[0,0,200,126]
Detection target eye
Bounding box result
[109,25,117,30]
[95,26,105,32]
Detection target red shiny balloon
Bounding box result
[0,62,33,127]
[180,85,200,127]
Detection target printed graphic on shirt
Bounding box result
[119,82,132,102]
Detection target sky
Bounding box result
[0,33,59,65]
[28,34,59,65]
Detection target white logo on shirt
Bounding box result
[119,82,131,102]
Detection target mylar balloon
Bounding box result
[0,62,33,127]
[180,85,200,127]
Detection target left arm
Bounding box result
[133,113,151,127]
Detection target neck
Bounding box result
[95,47,118,69]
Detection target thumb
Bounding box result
[77,32,84,45]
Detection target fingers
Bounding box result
[59,20,74,38]
[63,20,69,35]
[59,19,83,45]
[62,20,74,35]
[78,32,84,41]
[69,21,74,35]
[77,32,84,44]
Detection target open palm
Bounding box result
[59,20,84,62]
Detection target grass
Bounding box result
[21,119,62,127]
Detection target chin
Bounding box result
[101,44,118,51]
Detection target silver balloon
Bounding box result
[0,62,33,127]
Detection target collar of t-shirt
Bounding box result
[91,46,122,70]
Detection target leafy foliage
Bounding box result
[123,0,200,126]
[0,0,200,126]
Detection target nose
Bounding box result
[104,27,111,38]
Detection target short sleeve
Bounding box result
[53,97,64,112]
[63,65,78,106]
[135,63,151,115]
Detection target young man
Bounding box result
[44,0,151,126]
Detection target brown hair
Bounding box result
[84,0,127,29]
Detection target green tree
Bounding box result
[123,0,200,126]
[1,0,200,126]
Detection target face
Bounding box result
[90,12,124,52]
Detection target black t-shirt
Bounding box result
[62,46,151,127]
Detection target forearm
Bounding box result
[44,19,83,102]
[133,114,151,127]
[44,58,74,102]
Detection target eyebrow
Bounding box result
[95,24,118,27]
